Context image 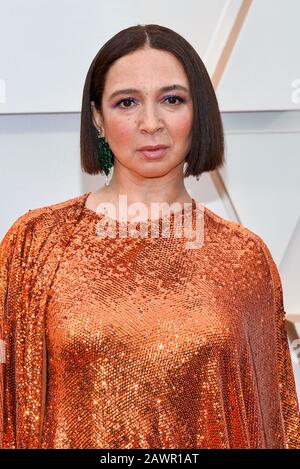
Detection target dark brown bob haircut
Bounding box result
[80,24,224,178]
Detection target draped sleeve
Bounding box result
[260,239,300,448]
[0,194,88,448]
[0,214,26,448]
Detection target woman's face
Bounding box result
[91,46,193,179]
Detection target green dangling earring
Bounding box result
[97,130,114,186]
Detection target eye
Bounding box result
[115,98,136,108]
[164,95,185,105]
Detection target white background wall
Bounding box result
[1,0,300,400]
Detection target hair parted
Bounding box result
[80,24,224,177]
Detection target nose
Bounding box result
[139,102,163,134]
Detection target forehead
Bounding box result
[103,48,189,91]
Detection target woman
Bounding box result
[1,24,300,449]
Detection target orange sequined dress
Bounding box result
[1,191,300,449]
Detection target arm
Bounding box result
[0,217,24,448]
[260,240,300,448]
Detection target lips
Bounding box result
[138,145,168,151]
[138,145,169,159]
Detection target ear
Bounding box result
[90,101,104,133]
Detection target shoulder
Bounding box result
[203,204,280,285]
[204,205,272,251]
[0,192,87,248]
[204,204,260,244]
[203,205,283,308]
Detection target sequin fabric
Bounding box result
[0,191,300,449]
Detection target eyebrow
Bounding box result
[108,84,189,100]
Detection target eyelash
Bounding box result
[115,95,186,109]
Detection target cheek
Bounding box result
[170,113,193,142]
[106,116,134,144]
